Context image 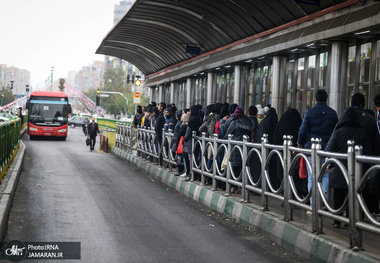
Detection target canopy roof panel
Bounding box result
[96,0,350,75]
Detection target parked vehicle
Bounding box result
[68,116,89,128]
[0,112,17,121]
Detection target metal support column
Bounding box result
[158,85,163,103]
[329,42,344,112]
[353,41,362,94]
[148,87,153,102]
[368,40,378,109]
[207,72,213,105]
[186,78,192,108]
[170,82,175,104]
[272,56,287,116]
[234,65,241,105]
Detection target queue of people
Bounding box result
[132,91,380,220]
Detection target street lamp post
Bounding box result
[26,85,30,98]
[50,67,54,91]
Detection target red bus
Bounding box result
[26,91,72,140]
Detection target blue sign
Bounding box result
[186,45,201,55]
[295,0,320,6]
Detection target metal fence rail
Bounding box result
[0,119,21,179]
[115,123,380,250]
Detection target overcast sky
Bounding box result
[0,0,123,87]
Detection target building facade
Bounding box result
[0,64,31,96]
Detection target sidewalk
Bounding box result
[113,147,380,263]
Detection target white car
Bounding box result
[0,116,9,122]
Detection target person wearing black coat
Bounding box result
[325,107,369,227]
[254,107,278,144]
[273,108,305,196]
[225,107,253,177]
[250,107,278,184]
[154,102,166,147]
[349,93,380,215]
[88,117,99,151]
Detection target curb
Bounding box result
[113,147,379,263]
[0,141,26,240]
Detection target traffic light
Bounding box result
[96,89,100,106]
[127,74,130,84]
[132,74,135,84]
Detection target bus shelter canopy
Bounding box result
[96,0,349,76]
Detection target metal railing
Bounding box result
[0,119,21,178]
[114,123,380,250]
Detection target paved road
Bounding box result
[5,128,308,263]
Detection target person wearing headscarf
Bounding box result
[249,106,279,185]
[220,104,239,139]
[325,107,369,227]
[256,105,265,123]
[171,110,184,154]
[225,107,253,178]
[216,103,229,138]
[272,108,304,194]
[348,93,380,215]
[248,105,259,141]
[373,94,380,133]
[254,106,278,144]
[179,112,191,180]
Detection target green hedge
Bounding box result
[0,119,21,178]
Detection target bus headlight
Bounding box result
[58,129,67,132]
[29,127,38,131]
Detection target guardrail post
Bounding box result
[347,141,359,249]
[200,132,206,186]
[353,145,363,250]
[168,129,173,171]
[212,134,218,191]
[225,134,233,196]
[284,135,293,221]
[242,135,248,203]
[311,138,322,233]
[191,131,196,182]
[261,134,268,211]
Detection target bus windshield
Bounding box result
[29,97,69,126]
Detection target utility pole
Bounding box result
[50,67,54,91]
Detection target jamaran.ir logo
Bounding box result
[4,240,27,262]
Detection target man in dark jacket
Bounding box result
[154,102,166,147]
[133,105,143,128]
[297,89,338,205]
[88,117,99,151]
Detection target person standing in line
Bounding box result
[247,105,259,141]
[88,117,99,152]
[154,102,166,164]
[17,107,24,126]
[297,89,338,210]
[374,94,380,133]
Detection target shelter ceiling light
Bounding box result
[306,43,315,47]
[245,59,252,63]
[354,30,370,35]
[224,65,231,68]
[215,67,221,70]
[290,48,298,52]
